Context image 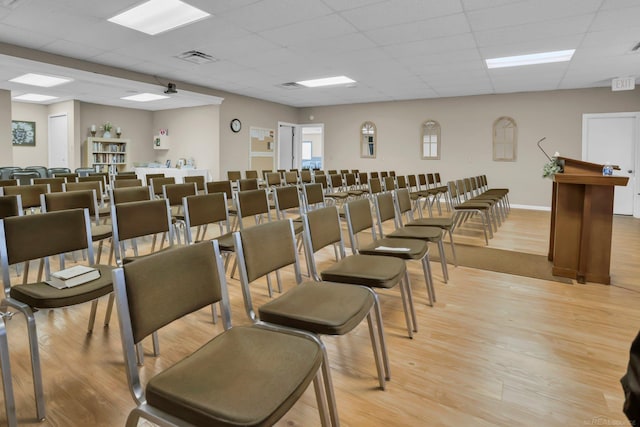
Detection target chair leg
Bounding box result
[152,331,160,356]
[210,303,218,324]
[0,319,17,427]
[318,342,340,427]
[265,273,273,298]
[275,270,283,293]
[404,271,418,333]
[13,303,45,421]
[370,292,391,382]
[447,228,458,267]
[312,372,331,427]
[421,256,435,306]
[397,281,413,339]
[87,299,98,334]
[365,311,386,390]
[104,293,115,327]
[437,239,449,283]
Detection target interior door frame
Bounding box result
[48,113,69,168]
[582,111,640,218]
[277,121,297,170]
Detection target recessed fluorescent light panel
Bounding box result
[108,0,210,35]
[13,93,59,102]
[296,76,356,88]
[121,93,170,102]
[10,73,72,87]
[486,49,575,69]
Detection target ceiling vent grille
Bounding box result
[176,50,217,65]
[278,82,304,89]
[632,41,640,52]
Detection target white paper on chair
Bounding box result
[374,246,411,252]
[46,265,100,289]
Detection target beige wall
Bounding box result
[219,92,297,178]
[79,102,154,171]
[299,87,640,207]
[152,105,220,179]
[0,90,13,165]
[11,101,49,166]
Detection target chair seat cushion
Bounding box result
[388,226,442,241]
[259,281,374,335]
[123,245,185,265]
[292,220,303,235]
[406,217,454,229]
[358,237,428,260]
[456,202,491,209]
[146,326,322,426]
[91,224,113,241]
[325,192,349,199]
[212,232,235,252]
[98,205,110,218]
[320,255,405,289]
[10,264,114,308]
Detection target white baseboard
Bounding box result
[511,204,551,211]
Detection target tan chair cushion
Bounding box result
[211,232,235,252]
[406,217,454,229]
[146,325,322,426]
[320,254,405,289]
[358,237,428,260]
[91,224,112,241]
[259,281,374,335]
[10,264,114,308]
[388,226,442,241]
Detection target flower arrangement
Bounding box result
[101,122,113,133]
[543,155,563,178]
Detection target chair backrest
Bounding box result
[343,198,377,255]
[300,169,312,183]
[113,241,228,378]
[10,170,40,185]
[32,177,65,193]
[407,174,417,189]
[75,167,95,177]
[427,173,436,187]
[265,172,282,187]
[47,167,70,178]
[1,208,93,287]
[111,186,152,205]
[25,166,48,178]
[245,170,258,179]
[0,167,19,180]
[151,177,176,196]
[328,174,343,189]
[115,173,139,181]
[314,169,324,176]
[238,178,258,191]
[344,173,357,187]
[261,170,272,180]
[42,189,99,220]
[302,205,344,254]
[66,180,105,204]
[394,189,413,223]
[0,195,22,219]
[418,174,428,188]
[183,193,229,243]
[389,171,396,177]
[369,178,382,195]
[314,174,328,189]
[373,192,399,235]
[327,169,337,175]
[370,171,379,179]
[236,189,271,226]
[435,173,443,185]
[227,170,241,181]
[78,175,107,191]
[183,175,206,192]
[112,199,173,252]
[383,176,396,191]
[163,183,197,207]
[302,183,325,211]
[144,173,165,186]
[340,169,349,175]
[358,172,368,186]
[284,171,298,185]
[233,220,301,317]
[396,175,407,189]
[2,184,49,209]
[380,171,388,179]
[113,179,142,189]
[52,172,78,182]
[0,179,17,188]
[206,180,233,200]
[274,185,301,217]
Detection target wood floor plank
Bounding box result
[1,207,639,426]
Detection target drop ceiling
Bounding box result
[0,0,638,109]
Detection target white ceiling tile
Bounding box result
[364,13,471,46]
[258,13,356,47]
[217,0,333,32]
[339,0,463,32]
[461,0,527,12]
[479,34,584,59]
[589,5,640,31]
[383,33,478,59]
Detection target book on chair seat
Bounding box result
[46,265,100,289]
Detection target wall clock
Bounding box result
[230,118,241,133]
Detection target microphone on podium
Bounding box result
[537,137,552,161]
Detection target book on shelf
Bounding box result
[46,265,101,289]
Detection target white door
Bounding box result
[278,123,294,169]
[48,113,68,168]
[582,112,639,216]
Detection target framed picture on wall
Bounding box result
[11,120,36,146]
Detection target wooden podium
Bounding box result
[548,157,628,284]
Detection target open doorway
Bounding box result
[276,123,324,171]
[300,124,324,170]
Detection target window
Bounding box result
[493,117,517,161]
[360,121,376,158]
[421,120,440,159]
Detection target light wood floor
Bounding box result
[3,207,640,427]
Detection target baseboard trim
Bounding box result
[511,204,551,211]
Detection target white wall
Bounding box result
[0,90,11,166]
[11,101,48,167]
[299,87,640,207]
[152,105,220,179]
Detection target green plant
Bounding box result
[543,157,562,178]
[101,122,113,132]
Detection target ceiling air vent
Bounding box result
[278,82,304,90]
[632,41,640,52]
[176,50,217,65]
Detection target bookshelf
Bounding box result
[84,137,129,174]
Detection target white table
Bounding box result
[134,167,211,184]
